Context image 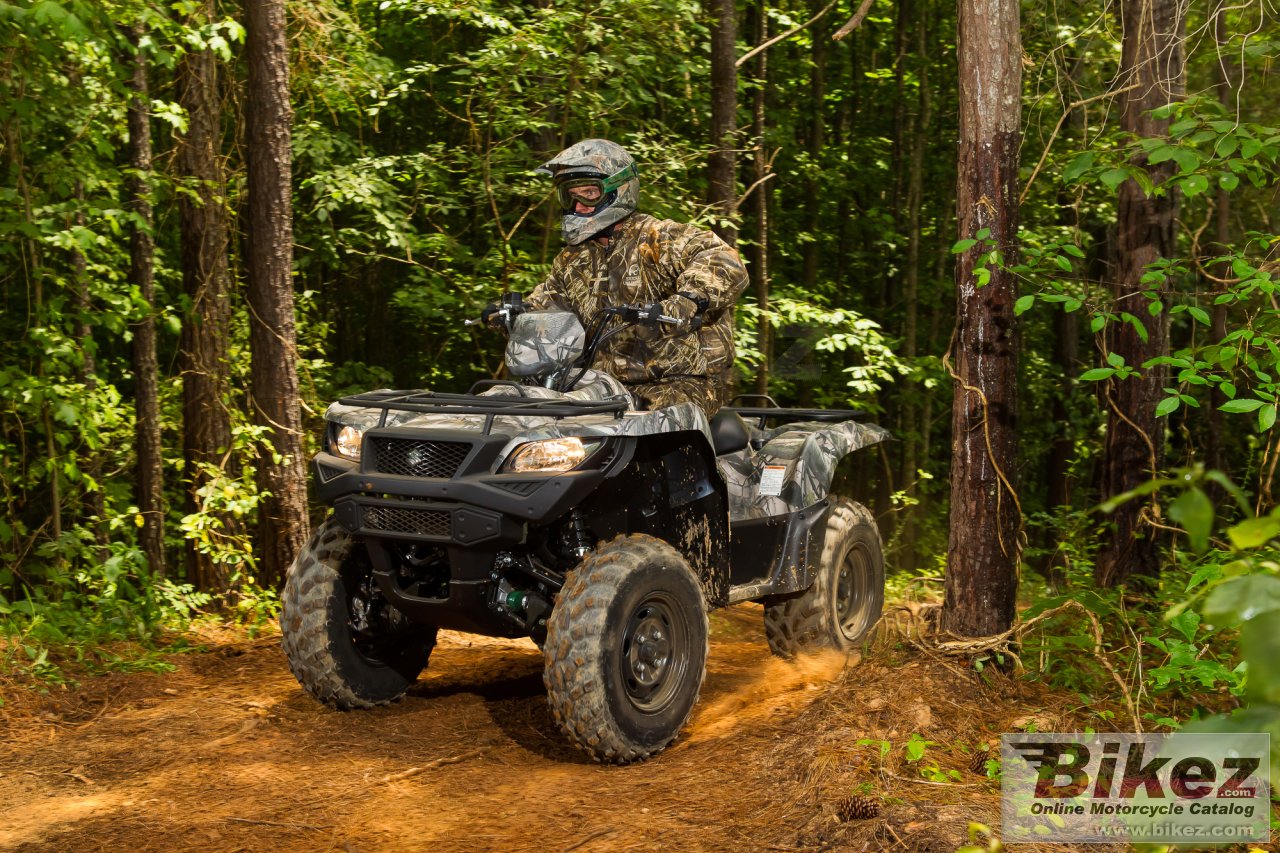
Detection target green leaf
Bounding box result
[1220,173,1240,191]
[1126,312,1149,343]
[1168,486,1213,553]
[1220,398,1266,413]
[1100,168,1129,191]
[1169,609,1201,643]
[1014,294,1035,316]
[1261,405,1278,432]
[951,238,977,254]
[1080,368,1116,382]
[1054,255,1072,271]
[1155,396,1180,417]
[1182,174,1209,197]
[1063,152,1094,183]
[1106,351,1126,368]
[1062,244,1086,258]
[1203,575,1280,625]
[1186,306,1210,326]
[1090,315,1106,334]
[1242,611,1280,704]
[1171,147,1202,173]
[1228,514,1280,549]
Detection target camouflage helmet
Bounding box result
[536,139,639,245]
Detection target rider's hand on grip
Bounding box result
[615,303,674,326]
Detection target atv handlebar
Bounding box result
[602,305,681,326]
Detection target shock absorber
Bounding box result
[568,509,594,558]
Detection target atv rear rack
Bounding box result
[339,389,629,434]
[725,395,864,427]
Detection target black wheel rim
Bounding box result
[620,591,691,714]
[835,542,873,641]
[342,558,417,667]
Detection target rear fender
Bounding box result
[721,420,889,522]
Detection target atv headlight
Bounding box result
[330,424,364,462]
[503,438,600,473]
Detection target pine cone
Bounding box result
[837,795,881,821]
[969,747,992,775]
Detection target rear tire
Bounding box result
[280,518,436,709]
[764,498,884,658]
[543,534,709,763]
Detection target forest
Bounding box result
[2,0,1279,848]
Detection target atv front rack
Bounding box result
[338,389,629,434]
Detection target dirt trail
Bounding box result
[2,606,1040,853]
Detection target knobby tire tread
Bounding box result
[764,498,883,658]
[280,518,434,710]
[543,533,708,763]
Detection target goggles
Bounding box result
[554,163,638,214]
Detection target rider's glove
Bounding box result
[649,295,700,330]
[480,302,502,328]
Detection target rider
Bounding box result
[504,139,748,418]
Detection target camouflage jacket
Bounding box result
[525,213,749,385]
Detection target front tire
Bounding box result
[764,498,884,658]
[280,518,436,709]
[543,534,709,763]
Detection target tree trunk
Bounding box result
[70,178,107,543]
[750,0,770,396]
[246,0,308,588]
[707,0,737,246]
[943,0,1021,637]
[176,0,235,593]
[125,24,166,577]
[800,2,826,290]
[1094,0,1185,587]
[897,5,932,573]
[1206,8,1231,479]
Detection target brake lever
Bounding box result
[638,307,680,325]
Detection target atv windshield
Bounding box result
[505,311,587,378]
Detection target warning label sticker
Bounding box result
[759,465,787,497]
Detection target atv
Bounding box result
[280,294,889,762]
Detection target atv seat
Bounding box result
[709,409,751,456]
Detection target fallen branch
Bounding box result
[936,601,1142,733]
[379,746,490,784]
[564,827,616,852]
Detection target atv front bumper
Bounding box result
[313,428,614,548]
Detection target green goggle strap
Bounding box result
[599,163,638,193]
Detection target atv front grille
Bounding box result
[361,505,452,538]
[369,438,471,479]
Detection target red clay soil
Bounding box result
[0,606,1268,853]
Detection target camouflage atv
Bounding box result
[280,295,889,763]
